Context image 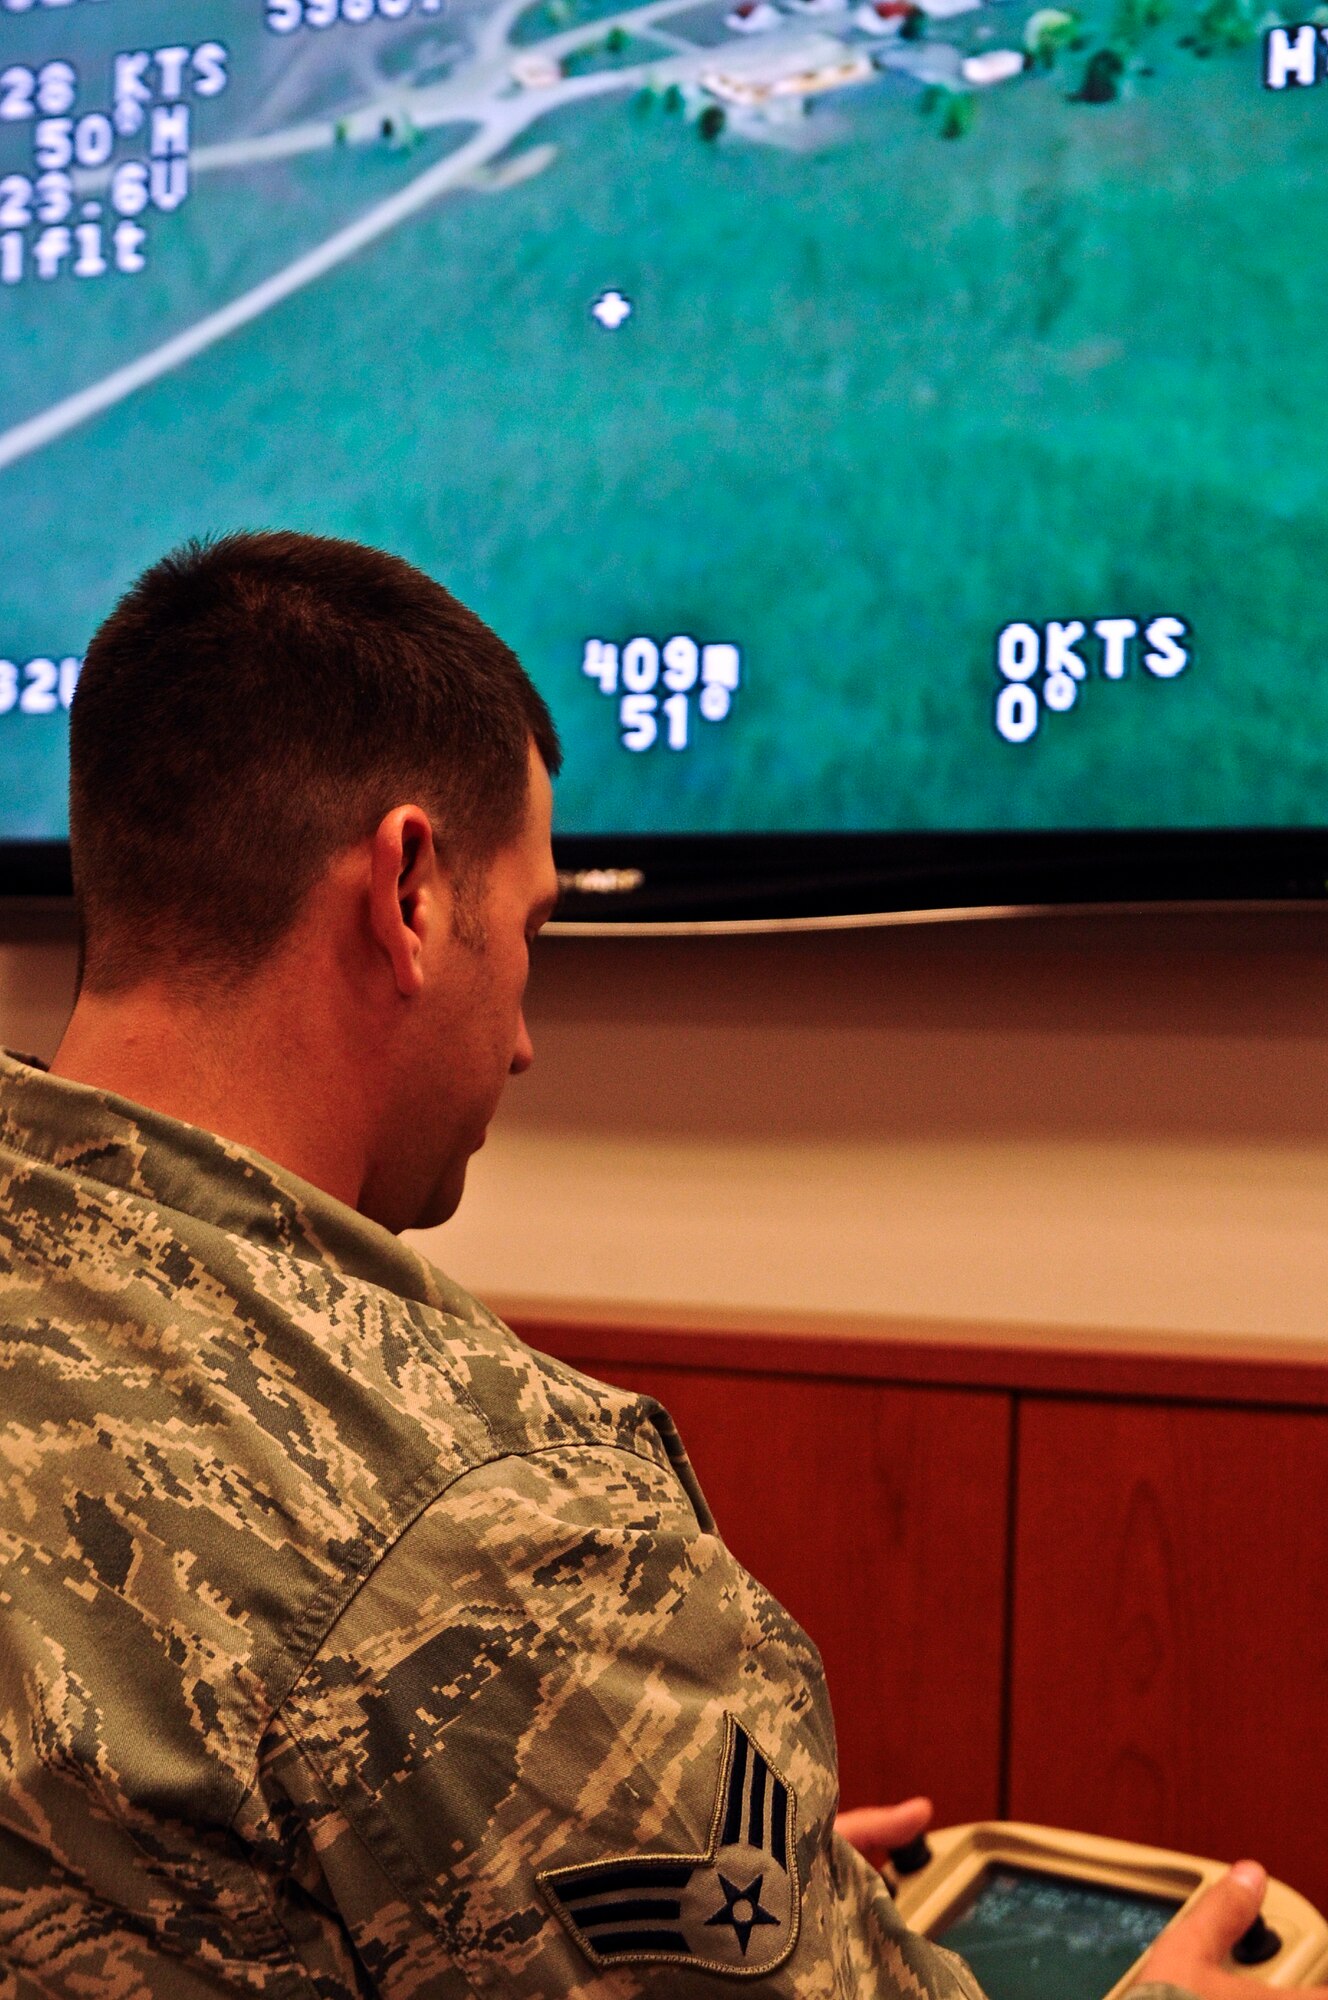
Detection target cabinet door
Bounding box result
[1010,1400,1328,1914]
[560,1357,1011,1825]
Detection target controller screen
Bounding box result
[933,1863,1181,2000]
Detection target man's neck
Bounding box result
[49,981,369,1211]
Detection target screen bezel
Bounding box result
[550,827,1328,926]
[896,1823,1209,2000]
[4,827,1328,925]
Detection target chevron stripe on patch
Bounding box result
[537,1716,800,1977]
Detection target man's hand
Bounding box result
[834,1796,933,1874]
[1131,1862,1328,1999]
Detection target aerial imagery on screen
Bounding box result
[935,1866,1179,2000]
[0,0,1326,841]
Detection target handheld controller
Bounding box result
[888,1822,1328,1999]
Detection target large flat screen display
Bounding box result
[2,0,1327,914]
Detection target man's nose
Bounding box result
[510,1012,534,1075]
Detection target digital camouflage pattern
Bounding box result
[0,1051,1197,2000]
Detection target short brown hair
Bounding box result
[70,531,560,993]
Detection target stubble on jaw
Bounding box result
[449,863,489,955]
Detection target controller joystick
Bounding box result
[1232,1914,1282,1966]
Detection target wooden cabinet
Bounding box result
[521,1310,1328,1913]
[1010,1401,1328,1915]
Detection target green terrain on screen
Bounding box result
[935,1868,1177,2000]
[1,0,1326,838]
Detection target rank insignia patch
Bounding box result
[537,1716,801,1976]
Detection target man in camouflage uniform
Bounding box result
[0,533,1295,1998]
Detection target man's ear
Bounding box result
[368,805,437,998]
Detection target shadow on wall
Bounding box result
[512,907,1328,1148]
[0,910,78,1063]
[1,902,1325,1151]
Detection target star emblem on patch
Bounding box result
[705,1870,782,1955]
[537,1717,800,1977]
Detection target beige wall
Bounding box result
[3,903,1325,1345]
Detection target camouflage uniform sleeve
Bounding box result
[251,1439,984,1999]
